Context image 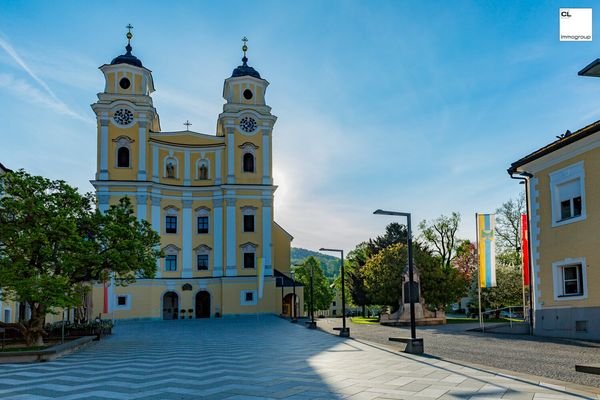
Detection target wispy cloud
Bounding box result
[0,34,88,122]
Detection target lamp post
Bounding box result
[374,209,423,354]
[290,270,298,323]
[276,276,285,315]
[319,248,349,337]
[308,262,316,328]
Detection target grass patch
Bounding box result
[0,345,50,352]
[350,317,379,325]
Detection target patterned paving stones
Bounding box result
[0,316,598,399]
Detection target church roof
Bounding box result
[231,58,261,79]
[274,269,302,287]
[149,131,225,147]
[110,25,143,68]
[111,43,143,68]
[231,37,261,79]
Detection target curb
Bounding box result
[0,336,96,364]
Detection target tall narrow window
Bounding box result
[550,162,586,227]
[113,136,134,168]
[166,255,177,271]
[197,254,209,270]
[197,216,209,234]
[195,244,212,272]
[558,179,582,221]
[243,215,255,232]
[241,206,257,233]
[117,147,130,168]
[244,252,255,269]
[563,264,583,296]
[166,216,177,233]
[552,258,587,300]
[243,153,254,172]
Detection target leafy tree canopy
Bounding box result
[293,256,334,312]
[419,212,461,268]
[362,243,407,309]
[0,171,161,345]
[367,222,407,256]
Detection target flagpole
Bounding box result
[476,213,483,331]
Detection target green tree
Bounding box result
[419,212,461,268]
[367,222,408,256]
[294,256,334,312]
[345,242,371,317]
[362,243,406,310]
[474,264,523,314]
[418,246,469,311]
[0,171,161,346]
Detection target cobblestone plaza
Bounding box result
[0,316,597,399]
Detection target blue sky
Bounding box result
[1,1,599,253]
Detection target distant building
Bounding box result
[508,61,600,339]
[0,162,16,323]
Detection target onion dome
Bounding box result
[111,24,143,68]
[231,36,261,79]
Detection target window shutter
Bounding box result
[558,179,580,202]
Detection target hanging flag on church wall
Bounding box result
[477,213,497,288]
[521,214,530,286]
[257,258,265,299]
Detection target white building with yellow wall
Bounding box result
[90,32,301,320]
[508,60,600,339]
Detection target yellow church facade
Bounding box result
[90,32,301,320]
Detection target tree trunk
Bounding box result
[361,304,366,318]
[22,303,46,347]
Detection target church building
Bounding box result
[90,28,300,320]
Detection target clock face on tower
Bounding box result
[239,116,257,134]
[113,108,134,126]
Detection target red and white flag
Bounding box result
[521,214,530,286]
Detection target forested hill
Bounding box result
[291,247,340,280]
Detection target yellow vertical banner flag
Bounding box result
[477,214,497,288]
[257,258,264,299]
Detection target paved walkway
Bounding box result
[316,317,600,389]
[0,316,598,399]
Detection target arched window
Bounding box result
[240,242,258,269]
[117,147,130,168]
[243,153,254,173]
[113,135,134,168]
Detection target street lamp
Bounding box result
[276,276,285,315]
[373,209,423,354]
[319,248,349,337]
[290,269,298,323]
[307,262,316,329]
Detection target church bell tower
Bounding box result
[91,25,160,188]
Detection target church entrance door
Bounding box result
[283,293,295,318]
[195,291,210,318]
[162,292,179,320]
